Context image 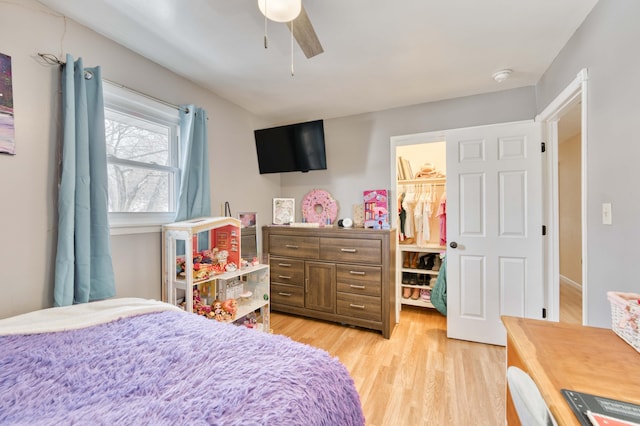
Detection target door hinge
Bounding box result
[542,225,547,235]
[542,308,547,319]
[541,142,546,153]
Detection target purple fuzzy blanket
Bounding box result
[0,311,364,425]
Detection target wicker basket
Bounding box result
[607,291,640,353]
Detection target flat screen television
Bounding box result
[254,119,327,174]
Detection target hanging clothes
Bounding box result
[402,190,416,240]
[431,255,447,316]
[398,192,407,241]
[414,186,425,246]
[437,192,447,246]
[422,184,434,243]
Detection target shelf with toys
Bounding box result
[163,217,270,332]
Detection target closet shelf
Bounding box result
[398,243,446,252]
[401,298,435,309]
[401,267,440,275]
[398,177,446,185]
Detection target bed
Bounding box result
[0,298,365,425]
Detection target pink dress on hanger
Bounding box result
[437,192,447,246]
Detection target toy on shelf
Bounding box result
[364,189,390,229]
[222,299,238,321]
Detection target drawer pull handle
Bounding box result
[285,244,299,249]
[278,275,292,280]
[349,271,366,276]
[341,248,357,253]
[349,303,365,309]
[278,263,292,267]
[350,284,366,289]
[278,292,292,297]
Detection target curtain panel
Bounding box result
[175,105,211,222]
[54,54,115,306]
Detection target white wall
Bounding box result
[536,0,640,327]
[2,1,583,324]
[0,1,277,318]
[280,87,536,222]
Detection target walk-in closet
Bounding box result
[395,141,447,313]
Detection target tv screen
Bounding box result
[254,119,326,174]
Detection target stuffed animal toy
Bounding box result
[211,300,226,322]
[222,298,238,320]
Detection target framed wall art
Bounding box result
[237,212,257,228]
[237,212,258,259]
[272,198,295,225]
[0,52,15,155]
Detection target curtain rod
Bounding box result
[101,79,189,114]
[37,53,189,114]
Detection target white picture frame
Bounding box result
[273,198,295,225]
[237,212,257,228]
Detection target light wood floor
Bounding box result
[271,307,506,426]
[559,278,582,325]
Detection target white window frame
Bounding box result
[103,82,181,234]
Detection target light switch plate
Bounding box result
[602,203,612,225]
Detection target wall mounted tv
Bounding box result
[254,119,327,174]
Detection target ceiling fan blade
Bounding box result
[287,5,324,59]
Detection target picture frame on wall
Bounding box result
[237,212,259,259]
[0,52,15,155]
[272,198,295,225]
[237,212,257,228]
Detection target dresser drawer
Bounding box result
[320,237,382,264]
[269,235,319,259]
[270,257,305,286]
[337,293,381,322]
[336,264,381,297]
[271,283,305,308]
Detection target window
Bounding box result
[103,83,181,232]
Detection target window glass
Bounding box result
[103,83,180,230]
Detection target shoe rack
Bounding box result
[399,244,444,308]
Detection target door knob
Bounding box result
[449,241,458,248]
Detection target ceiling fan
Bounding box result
[258,0,324,59]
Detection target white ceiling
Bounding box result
[37,0,599,124]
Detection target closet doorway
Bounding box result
[390,136,447,323]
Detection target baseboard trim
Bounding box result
[560,274,582,290]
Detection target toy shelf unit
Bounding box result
[399,244,444,309]
[208,263,271,331]
[162,216,271,332]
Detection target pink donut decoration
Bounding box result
[302,189,338,224]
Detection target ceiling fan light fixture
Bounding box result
[258,0,301,23]
[492,69,513,83]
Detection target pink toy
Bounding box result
[364,190,389,229]
[302,189,338,224]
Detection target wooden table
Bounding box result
[502,316,640,425]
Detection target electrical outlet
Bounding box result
[602,203,612,225]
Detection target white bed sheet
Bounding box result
[0,297,181,336]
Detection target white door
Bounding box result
[446,121,544,346]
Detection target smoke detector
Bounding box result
[492,69,513,83]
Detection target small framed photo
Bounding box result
[273,198,295,225]
[237,212,257,228]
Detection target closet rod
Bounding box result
[37,52,189,114]
[398,177,446,185]
[399,183,446,189]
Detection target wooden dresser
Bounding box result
[263,225,396,338]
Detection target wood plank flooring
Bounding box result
[559,278,582,325]
[271,307,506,426]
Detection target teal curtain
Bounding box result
[54,54,115,306]
[175,105,211,222]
